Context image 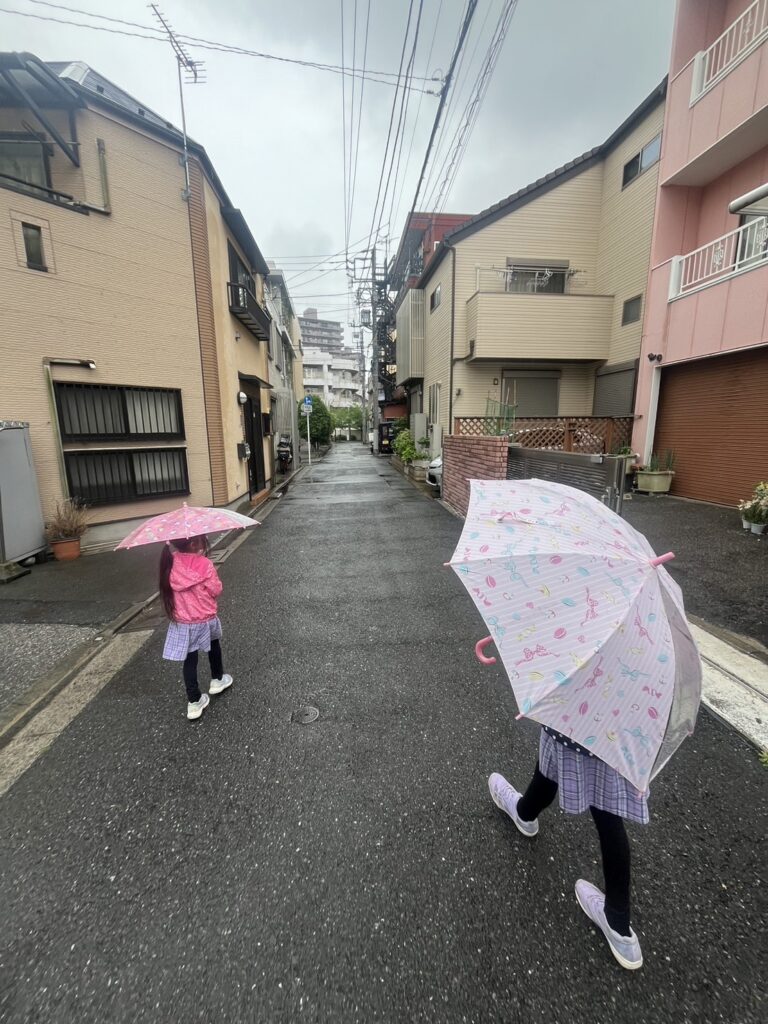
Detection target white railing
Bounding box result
[693,0,768,99]
[474,265,587,294]
[668,216,768,298]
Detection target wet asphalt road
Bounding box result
[1,446,766,1023]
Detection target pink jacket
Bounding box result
[170,552,223,624]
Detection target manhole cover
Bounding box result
[291,705,319,724]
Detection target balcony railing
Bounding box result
[693,0,768,100]
[669,216,768,298]
[228,282,271,340]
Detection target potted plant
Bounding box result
[636,451,675,495]
[738,497,755,531]
[614,444,639,477]
[45,498,89,561]
[738,482,768,534]
[410,436,432,481]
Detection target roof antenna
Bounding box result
[149,4,206,201]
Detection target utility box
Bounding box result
[0,422,46,562]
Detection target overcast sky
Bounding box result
[3,0,674,332]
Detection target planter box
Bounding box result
[391,455,406,475]
[635,470,674,494]
[409,461,430,482]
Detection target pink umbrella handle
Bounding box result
[475,636,497,665]
[649,551,675,567]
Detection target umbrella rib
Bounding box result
[520,571,652,716]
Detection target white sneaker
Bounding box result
[488,772,539,837]
[186,693,210,720]
[209,674,233,696]
[575,879,643,970]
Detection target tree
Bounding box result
[297,395,332,445]
[331,405,363,431]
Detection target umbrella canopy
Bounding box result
[450,479,701,791]
[115,503,259,550]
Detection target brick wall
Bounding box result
[443,435,508,517]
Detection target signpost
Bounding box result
[303,396,312,465]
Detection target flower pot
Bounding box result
[750,522,766,535]
[50,538,82,561]
[742,517,751,530]
[635,470,674,494]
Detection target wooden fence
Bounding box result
[453,416,633,454]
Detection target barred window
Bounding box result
[55,383,184,441]
[428,382,440,425]
[65,448,189,505]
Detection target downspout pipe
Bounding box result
[729,182,768,214]
[447,246,457,435]
[42,357,97,498]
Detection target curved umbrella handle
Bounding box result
[650,551,675,567]
[475,635,497,665]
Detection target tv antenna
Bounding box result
[149,4,206,200]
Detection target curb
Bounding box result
[0,591,158,750]
[0,464,318,751]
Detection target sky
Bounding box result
[1,0,675,338]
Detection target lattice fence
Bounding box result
[454,416,633,453]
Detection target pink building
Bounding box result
[634,0,768,505]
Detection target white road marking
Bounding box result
[0,630,152,799]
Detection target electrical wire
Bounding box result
[363,0,418,259]
[3,1,440,89]
[346,0,372,257]
[432,0,519,213]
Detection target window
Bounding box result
[623,134,661,187]
[506,262,567,294]
[428,382,440,425]
[65,448,189,505]
[228,241,255,295]
[55,383,185,441]
[429,283,441,312]
[622,295,642,325]
[502,370,560,417]
[0,134,50,194]
[22,223,46,270]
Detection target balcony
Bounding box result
[692,0,768,101]
[662,2,768,186]
[668,215,768,298]
[228,282,271,340]
[465,291,613,361]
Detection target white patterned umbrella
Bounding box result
[449,479,702,791]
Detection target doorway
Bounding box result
[242,387,266,496]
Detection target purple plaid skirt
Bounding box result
[162,617,222,661]
[539,729,650,825]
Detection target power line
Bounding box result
[346,0,372,255]
[390,0,445,235]
[400,0,479,232]
[432,0,519,213]
[17,0,440,88]
[364,0,418,260]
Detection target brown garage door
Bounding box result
[653,348,768,506]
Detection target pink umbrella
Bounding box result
[449,479,702,791]
[115,503,259,550]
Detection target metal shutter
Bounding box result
[593,362,637,416]
[653,348,768,506]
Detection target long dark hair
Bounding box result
[159,535,210,620]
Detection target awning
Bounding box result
[222,207,269,277]
[0,52,83,167]
[238,373,273,390]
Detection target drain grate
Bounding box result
[291,705,319,724]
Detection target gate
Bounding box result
[507,446,626,515]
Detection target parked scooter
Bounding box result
[277,433,293,474]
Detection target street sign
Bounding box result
[301,406,311,416]
[303,396,312,407]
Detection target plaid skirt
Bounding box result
[539,729,650,825]
[162,617,222,661]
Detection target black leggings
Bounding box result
[182,641,224,703]
[517,763,632,937]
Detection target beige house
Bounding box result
[0,53,287,547]
[395,82,667,452]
